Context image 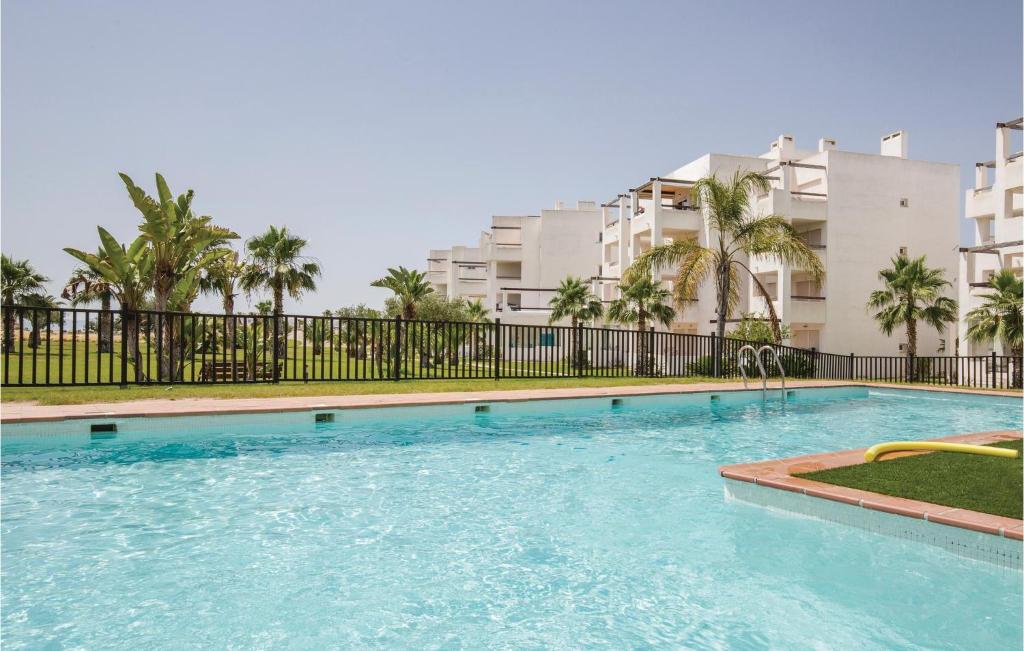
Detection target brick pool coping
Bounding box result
[0,380,1019,424]
[719,429,1024,540]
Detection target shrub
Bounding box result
[768,353,815,378]
[687,355,737,376]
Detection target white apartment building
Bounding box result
[427,201,603,325]
[429,130,960,355]
[957,117,1023,355]
[599,131,960,355]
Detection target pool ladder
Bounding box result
[737,345,786,402]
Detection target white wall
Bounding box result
[823,151,959,355]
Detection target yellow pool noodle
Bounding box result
[864,441,1021,462]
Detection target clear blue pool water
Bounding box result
[2,387,1021,649]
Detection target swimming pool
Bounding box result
[2,387,1021,649]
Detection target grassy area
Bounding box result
[1,340,609,385]
[0,375,728,405]
[797,440,1023,519]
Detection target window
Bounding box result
[899,246,908,256]
[899,198,909,207]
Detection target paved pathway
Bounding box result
[2,380,1018,423]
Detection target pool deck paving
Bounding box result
[719,429,1024,540]
[1,379,1019,424]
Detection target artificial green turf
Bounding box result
[797,440,1024,519]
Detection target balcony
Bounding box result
[966,185,996,219]
[758,188,827,223]
[628,205,702,240]
[789,295,826,324]
[797,244,827,271]
[1006,153,1023,191]
[452,258,487,286]
[656,206,702,232]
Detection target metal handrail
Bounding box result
[737,345,766,390]
[758,345,787,401]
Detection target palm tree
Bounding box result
[462,298,491,362]
[63,264,115,352]
[22,294,63,349]
[121,173,238,313]
[371,267,433,319]
[867,253,957,363]
[626,171,824,351]
[466,298,490,323]
[607,274,676,375]
[65,230,153,378]
[549,276,603,370]
[966,269,1023,387]
[200,249,248,345]
[254,300,273,316]
[2,255,49,352]
[241,226,321,357]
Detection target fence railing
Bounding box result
[1,306,1021,390]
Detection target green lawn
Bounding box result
[0,375,727,406]
[1,338,631,385]
[796,440,1024,519]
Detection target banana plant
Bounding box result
[65,228,152,380]
[120,172,238,379]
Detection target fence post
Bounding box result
[848,353,854,380]
[648,326,655,378]
[393,316,402,381]
[991,350,997,388]
[712,335,720,378]
[907,354,914,383]
[119,309,128,388]
[494,318,501,381]
[272,314,280,383]
[577,323,584,379]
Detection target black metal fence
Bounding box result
[1,305,1021,390]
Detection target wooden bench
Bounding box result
[199,361,277,382]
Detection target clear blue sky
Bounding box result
[3,0,1021,313]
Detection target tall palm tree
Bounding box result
[626,171,824,348]
[242,226,322,356]
[966,269,1023,387]
[2,255,49,352]
[607,274,676,375]
[867,253,957,360]
[200,249,248,344]
[549,277,603,328]
[65,230,153,378]
[371,267,433,319]
[63,263,115,352]
[549,276,603,370]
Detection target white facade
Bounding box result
[599,132,960,354]
[957,117,1024,355]
[427,201,602,325]
[428,131,961,354]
